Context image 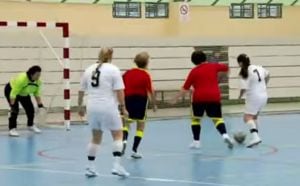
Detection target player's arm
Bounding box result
[264,69,270,85]
[216,63,229,72]
[239,78,248,99]
[146,74,157,112]
[149,91,157,112]
[238,89,246,99]
[78,90,85,117]
[171,71,193,104]
[78,71,88,117]
[172,88,189,104]
[113,69,127,116]
[35,97,44,108]
[9,75,26,105]
[34,81,44,108]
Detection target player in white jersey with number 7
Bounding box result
[78,47,129,177]
[237,54,270,148]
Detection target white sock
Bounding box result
[246,120,260,139]
[254,120,259,129]
[112,140,123,165]
[246,120,256,130]
[222,133,230,139]
[87,143,99,168]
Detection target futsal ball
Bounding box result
[233,131,247,144]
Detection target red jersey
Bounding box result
[123,68,153,97]
[183,62,228,103]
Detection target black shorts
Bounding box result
[192,102,222,118]
[125,95,148,121]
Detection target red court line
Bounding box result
[37,147,76,161]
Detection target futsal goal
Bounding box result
[0,21,71,130]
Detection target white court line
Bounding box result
[0,166,240,186]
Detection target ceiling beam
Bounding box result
[291,0,298,6]
[93,0,100,4]
[211,0,220,6]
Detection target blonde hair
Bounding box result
[134,52,150,69]
[98,47,113,63]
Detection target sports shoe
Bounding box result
[85,167,99,177]
[28,125,41,133]
[111,163,130,177]
[131,151,143,159]
[189,141,201,149]
[247,134,262,148]
[224,137,234,149]
[9,129,19,137]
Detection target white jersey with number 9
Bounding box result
[80,63,124,131]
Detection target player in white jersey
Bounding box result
[237,54,270,148]
[78,47,130,177]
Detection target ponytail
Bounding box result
[237,54,250,79]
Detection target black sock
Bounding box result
[123,130,129,141]
[191,125,201,141]
[113,151,122,157]
[132,136,142,153]
[88,156,95,161]
[216,123,227,135]
[250,129,259,133]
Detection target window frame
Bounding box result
[113,1,142,18]
[145,2,169,19]
[230,3,255,19]
[257,3,282,19]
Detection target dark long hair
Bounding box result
[26,65,42,81]
[237,54,250,79]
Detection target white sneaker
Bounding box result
[189,141,201,149]
[131,152,143,159]
[247,135,262,148]
[9,129,19,137]
[112,163,130,177]
[224,137,234,149]
[28,125,41,134]
[85,167,99,177]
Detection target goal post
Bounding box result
[0,21,71,130]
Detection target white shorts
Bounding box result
[87,106,122,131]
[245,96,268,115]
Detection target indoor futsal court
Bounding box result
[0,113,300,186]
[1,0,300,186]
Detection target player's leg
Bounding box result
[19,96,41,133]
[109,108,130,177]
[131,120,145,159]
[244,113,262,148]
[208,103,234,149]
[86,129,102,177]
[4,84,20,136]
[127,95,148,157]
[244,98,266,147]
[111,130,130,177]
[190,103,205,149]
[244,97,267,148]
[122,118,132,155]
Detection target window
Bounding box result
[258,4,282,18]
[113,2,141,18]
[230,4,254,18]
[145,3,169,18]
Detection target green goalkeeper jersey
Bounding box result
[9,72,42,99]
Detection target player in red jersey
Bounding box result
[172,50,234,149]
[122,52,157,159]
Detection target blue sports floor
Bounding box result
[0,114,299,186]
